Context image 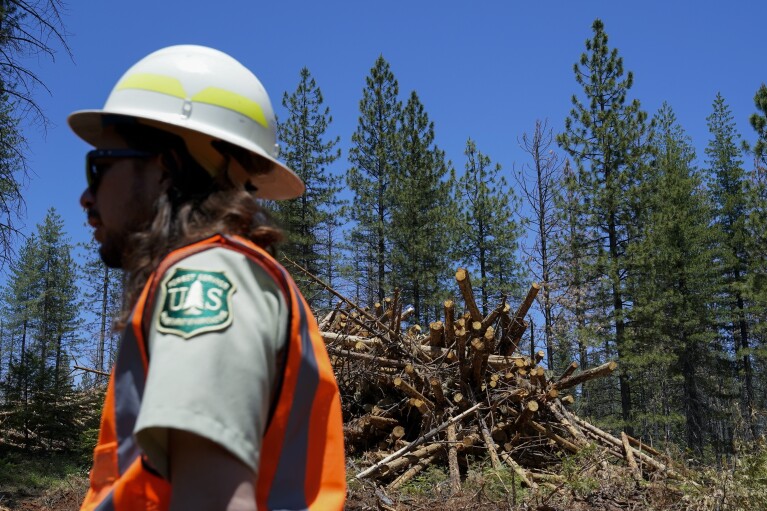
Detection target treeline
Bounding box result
[1,18,767,465]
[271,18,767,463]
[0,209,121,450]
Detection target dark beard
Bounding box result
[98,234,125,269]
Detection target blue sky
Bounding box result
[14,1,767,260]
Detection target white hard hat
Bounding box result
[68,45,304,200]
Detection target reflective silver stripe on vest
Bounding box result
[93,490,115,511]
[266,283,319,511]
[114,311,146,475]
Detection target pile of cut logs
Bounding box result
[311,267,685,491]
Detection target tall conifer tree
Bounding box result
[0,209,81,448]
[557,19,652,431]
[628,104,721,455]
[706,93,758,437]
[347,56,401,305]
[453,139,522,314]
[275,68,342,306]
[390,91,453,323]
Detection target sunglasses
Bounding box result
[86,149,157,191]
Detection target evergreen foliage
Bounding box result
[347,56,402,306]
[557,18,653,431]
[627,104,721,456]
[0,209,82,450]
[389,91,453,324]
[452,138,522,314]
[705,93,759,438]
[275,68,343,307]
[748,84,767,172]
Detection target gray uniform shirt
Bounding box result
[133,247,289,478]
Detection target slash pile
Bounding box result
[315,268,686,492]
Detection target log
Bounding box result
[481,297,507,334]
[513,282,541,329]
[499,451,536,488]
[284,255,398,337]
[388,453,439,490]
[514,400,539,429]
[477,411,503,472]
[318,301,343,330]
[401,306,415,323]
[498,309,514,356]
[455,268,483,323]
[470,338,486,385]
[625,434,664,458]
[388,289,401,344]
[394,377,433,409]
[528,420,579,453]
[74,365,110,377]
[447,423,461,494]
[622,431,642,482]
[405,364,426,389]
[545,400,587,445]
[408,398,431,415]
[569,414,687,481]
[356,403,482,479]
[428,321,445,347]
[556,361,579,382]
[327,347,408,369]
[444,300,456,349]
[553,361,618,391]
[428,378,446,407]
[379,442,444,476]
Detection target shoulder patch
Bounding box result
[156,267,237,339]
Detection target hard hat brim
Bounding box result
[68,109,305,200]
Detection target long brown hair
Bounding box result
[115,124,283,328]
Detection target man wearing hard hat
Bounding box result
[71,45,346,511]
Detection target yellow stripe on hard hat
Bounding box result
[115,73,268,128]
[115,73,187,99]
[192,87,268,128]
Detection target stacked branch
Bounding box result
[300,264,686,491]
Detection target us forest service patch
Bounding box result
[157,268,237,339]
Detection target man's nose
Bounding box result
[80,187,95,209]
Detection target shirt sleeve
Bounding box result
[133,246,289,479]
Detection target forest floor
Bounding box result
[0,444,746,511]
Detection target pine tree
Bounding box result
[389,91,453,323]
[347,56,402,306]
[0,235,41,447]
[275,68,343,307]
[557,19,652,431]
[745,85,767,422]
[748,84,767,173]
[0,209,82,449]
[706,93,758,438]
[453,139,522,314]
[31,208,81,445]
[0,95,25,268]
[628,104,721,456]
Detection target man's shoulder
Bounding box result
[152,245,287,340]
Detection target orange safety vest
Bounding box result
[80,234,346,511]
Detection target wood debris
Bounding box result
[303,265,686,491]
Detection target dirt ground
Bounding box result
[0,473,693,511]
